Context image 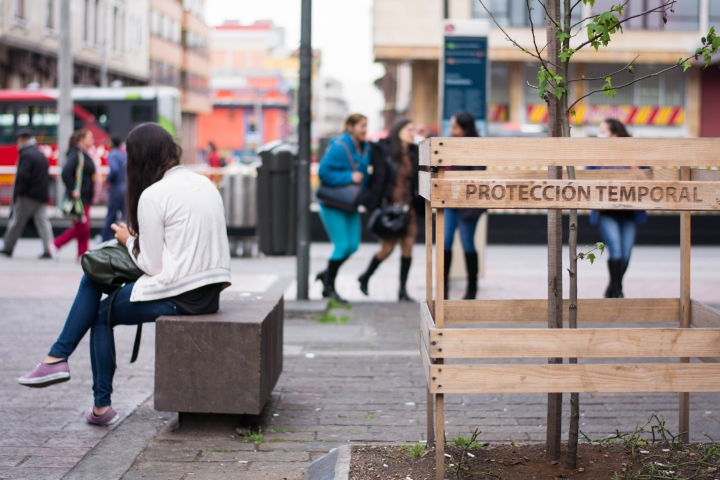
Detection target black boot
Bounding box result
[463,252,479,300]
[443,250,452,300]
[606,259,624,298]
[398,256,414,302]
[358,255,383,296]
[323,258,348,303]
[315,269,327,290]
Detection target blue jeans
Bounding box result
[444,208,478,253]
[597,213,636,262]
[101,191,126,242]
[318,203,361,260]
[48,275,180,407]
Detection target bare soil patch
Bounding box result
[349,442,720,480]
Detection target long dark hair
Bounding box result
[453,111,480,137]
[602,118,631,137]
[388,119,412,162]
[125,123,182,257]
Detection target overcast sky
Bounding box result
[205,0,385,132]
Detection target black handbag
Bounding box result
[81,240,145,363]
[367,203,410,239]
[316,141,363,211]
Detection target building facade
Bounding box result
[149,0,210,162]
[374,0,716,137]
[315,77,348,138]
[0,0,149,88]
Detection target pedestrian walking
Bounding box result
[100,136,127,241]
[207,141,223,168]
[53,128,97,259]
[358,119,422,301]
[589,118,647,298]
[17,123,231,426]
[443,111,486,299]
[315,113,371,303]
[1,128,55,258]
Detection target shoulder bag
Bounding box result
[81,240,145,363]
[366,156,412,239]
[61,151,85,219]
[316,141,363,211]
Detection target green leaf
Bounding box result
[595,242,605,253]
[553,87,565,99]
[557,31,570,42]
[586,253,596,265]
[570,109,577,117]
[682,61,692,72]
[627,65,634,73]
[582,0,595,6]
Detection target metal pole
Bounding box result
[57,0,73,203]
[100,0,108,87]
[296,0,312,300]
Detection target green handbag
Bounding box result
[81,240,145,363]
[81,239,144,287]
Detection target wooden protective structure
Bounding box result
[418,137,720,480]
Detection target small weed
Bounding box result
[269,437,286,442]
[400,442,425,460]
[450,430,482,450]
[317,312,349,324]
[328,298,351,310]
[363,414,376,420]
[245,428,265,446]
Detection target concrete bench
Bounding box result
[153,292,283,415]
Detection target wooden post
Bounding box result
[546,165,563,461]
[435,168,445,480]
[679,166,691,443]
[425,199,435,446]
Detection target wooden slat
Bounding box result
[679,166,692,443]
[435,169,445,328]
[430,179,720,211]
[425,200,433,310]
[444,298,680,324]
[428,328,720,359]
[691,169,720,182]
[427,363,720,394]
[419,330,432,388]
[419,170,432,200]
[418,137,720,167]
[443,169,681,181]
[420,302,434,353]
[690,300,720,328]
[691,300,720,364]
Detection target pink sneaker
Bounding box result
[85,406,119,426]
[18,361,70,387]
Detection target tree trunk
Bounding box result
[545,0,563,463]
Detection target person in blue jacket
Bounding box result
[315,114,371,302]
[101,136,127,241]
[589,118,647,298]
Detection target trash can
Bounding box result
[221,164,258,229]
[256,143,297,255]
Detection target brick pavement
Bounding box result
[2,239,720,479]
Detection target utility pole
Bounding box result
[100,0,108,87]
[296,0,312,300]
[57,0,73,202]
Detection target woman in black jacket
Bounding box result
[53,128,97,259]
[358,119,422,301]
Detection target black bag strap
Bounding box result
[107,283,142,364]
[337,141,357,172]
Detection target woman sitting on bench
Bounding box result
[17,123,232,426]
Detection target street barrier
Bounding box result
[417,137,720,480]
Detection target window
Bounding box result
[131,105,153,123]
[150,10,162,37]
[584,63,685,106]
[31,105,59,142]
[112,6,125,53]
[473,0,579,28]
[0,105,14,144]
[45,0,57,31]
[75,104,109,132]
[84,0,94,43]
[491,63,509,105]
[14,0,26,21]
[95,0,102,46]
[591,0,699,31]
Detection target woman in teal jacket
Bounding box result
[316,113,371,302]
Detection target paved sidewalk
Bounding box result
[1,239,719,479]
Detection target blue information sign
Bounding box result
[441,35,488,137]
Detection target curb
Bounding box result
[304,445,351,480]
